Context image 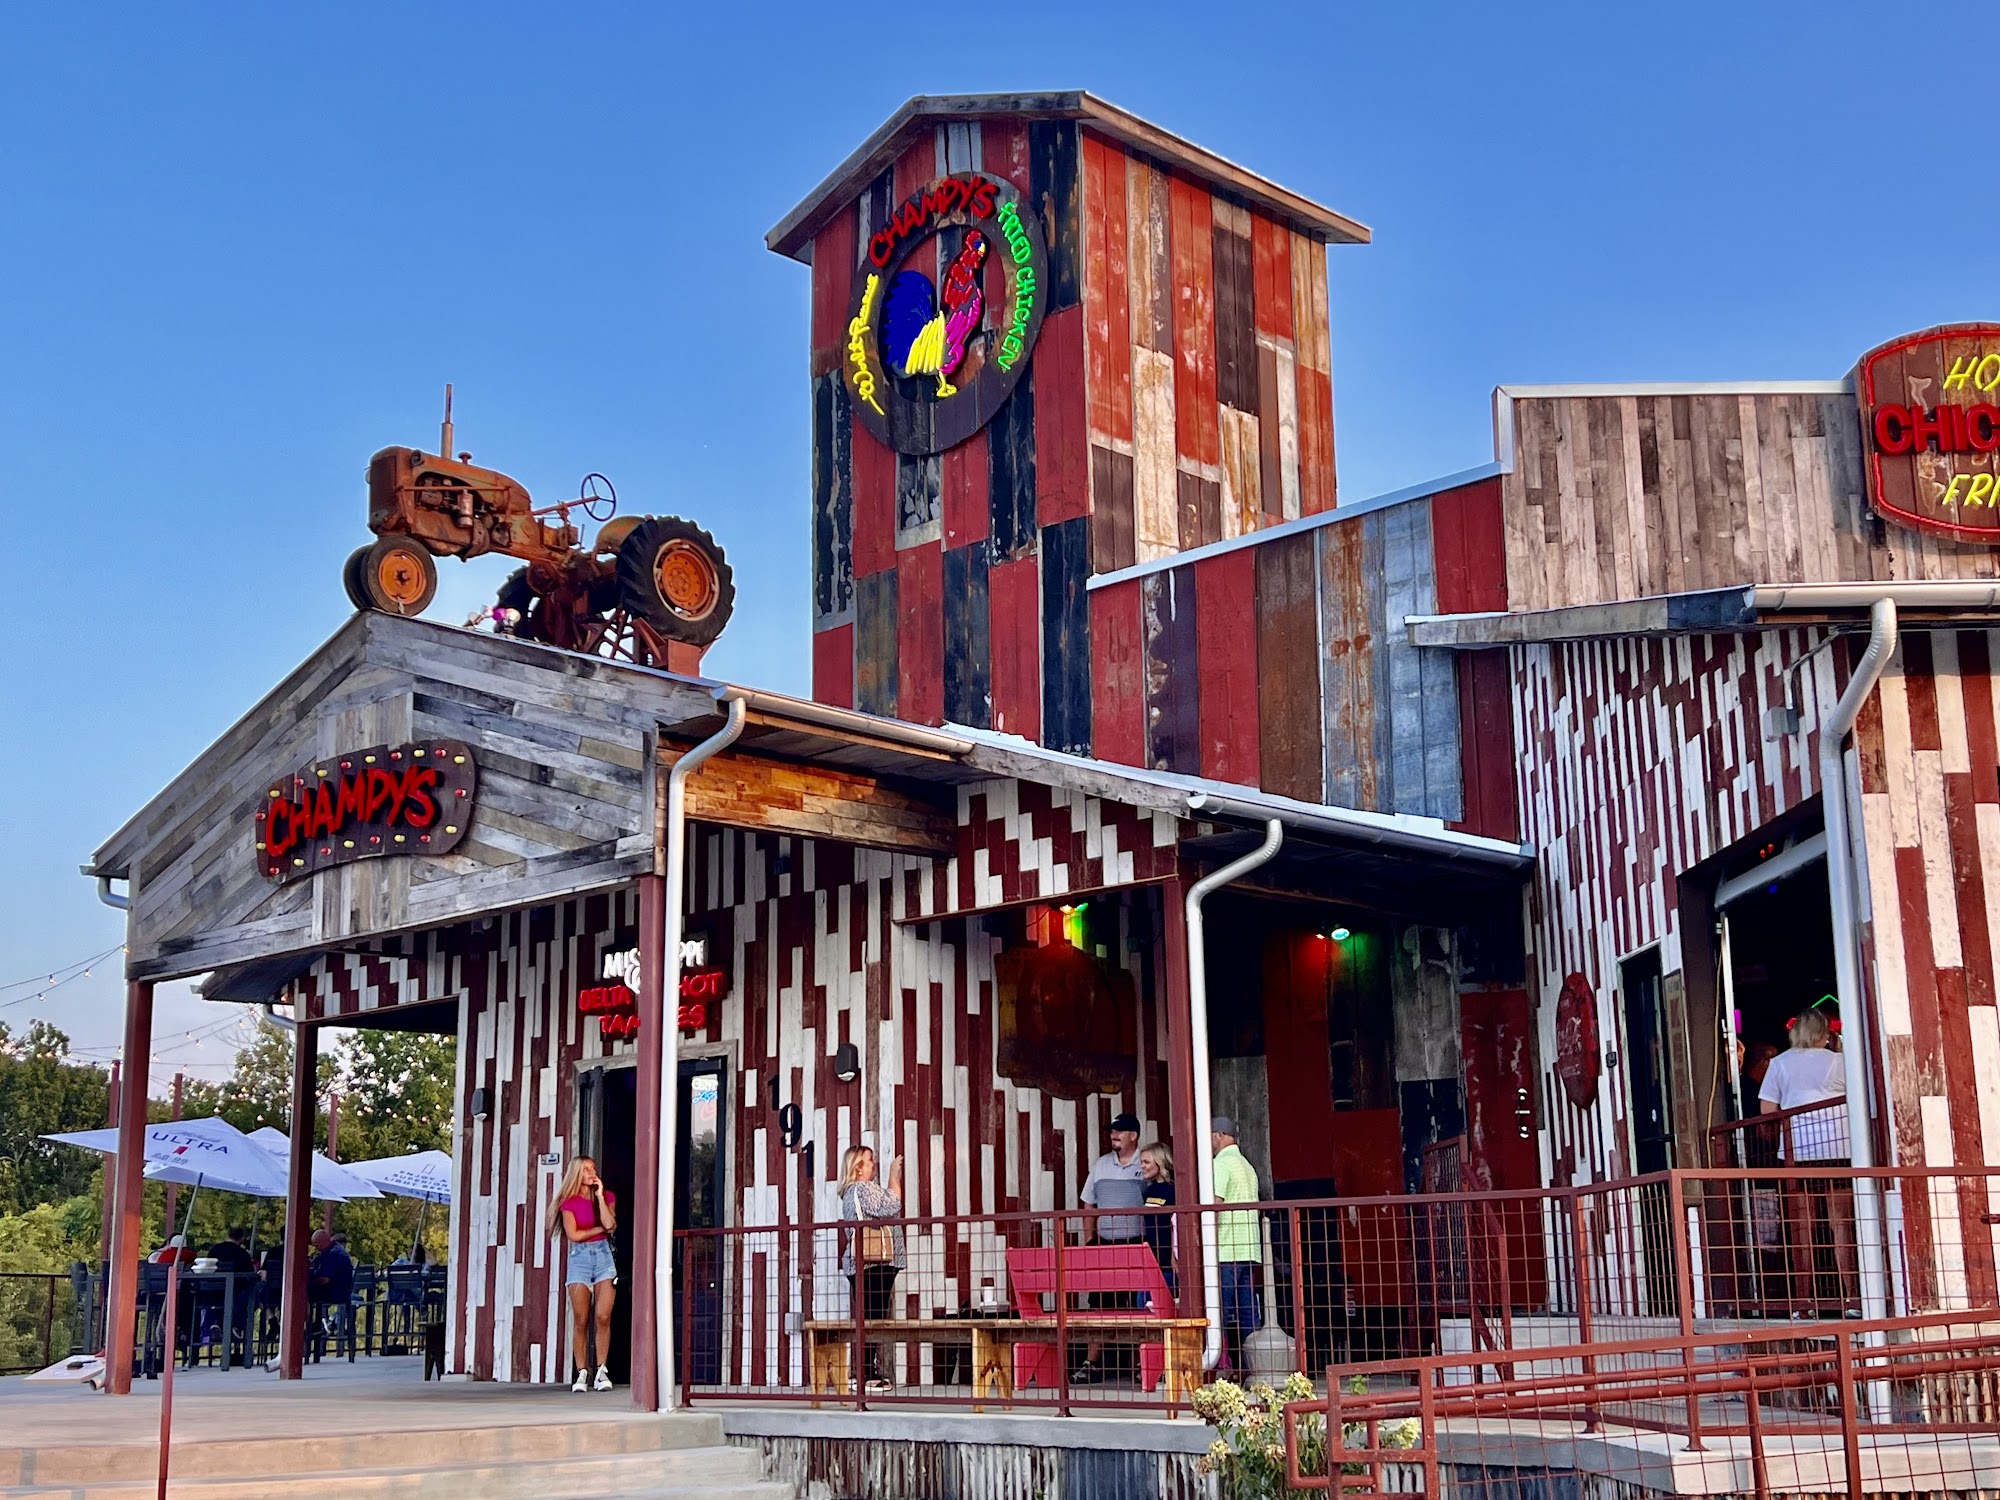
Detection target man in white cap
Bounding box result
[1211,1116,1261,1370]
[1073,1111,1145,1385]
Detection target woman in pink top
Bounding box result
[552,1156,618,1391]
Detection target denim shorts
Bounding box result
[566,1238,617,1287]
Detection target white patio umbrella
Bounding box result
[46,1117,290,1198]
[344,1149,452,1204]
[245,1127,383,1202]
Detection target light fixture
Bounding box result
[833,1042,860,1083]
[1328,927,1352,942]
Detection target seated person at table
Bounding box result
[208,1226,256,1276]
[308,1229,355,1303]
[151,1234,190,1265]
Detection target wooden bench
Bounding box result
[801,1244,1204,1406]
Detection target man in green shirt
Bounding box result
[1211,1116,1261,1370]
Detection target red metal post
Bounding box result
[629,873,665,1411]
[104,981,154,1395]
[161,1073,185,1235]
[1569,1191,1600,1433]
[278,1022,318,1380]
[1743,1341,1770,1498]
[1289,1206,1308,1377]
[1834,1331,1862,1500]
[1159,877,1205,1323]
[156,1256,181,1500]
[99,1058,120,1351]
[1054,1225,1071,1416]
[1666,1173,1703,1450]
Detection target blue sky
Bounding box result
[4,3,1994,1086]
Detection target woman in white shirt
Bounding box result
[1758,1009,1855,1315]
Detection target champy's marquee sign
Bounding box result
[1858,322,2000,542]
[843,172,1049,457]
[256,740,476,882]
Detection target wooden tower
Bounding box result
[769,92,1367,758]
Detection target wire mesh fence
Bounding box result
[674,1166,2000,1496]
[0,1272,78,1374]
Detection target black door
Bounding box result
[1621,948,1675,1175]
[672,1058,727,1388]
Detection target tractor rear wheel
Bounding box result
[615,517,734,647]
[342,547,373,612]
[359,536,439,616]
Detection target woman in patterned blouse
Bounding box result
[837,1145,905,1393]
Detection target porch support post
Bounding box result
[1159,875,1205,1324]
[278,1021,318,1380]
[103,980,154,1395]
[629,873,666,1411]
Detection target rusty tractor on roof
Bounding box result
[343,390,733,670]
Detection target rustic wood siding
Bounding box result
[1498,390,2000,611]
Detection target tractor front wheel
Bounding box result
[615,517,734,647]
[359,536,439,616]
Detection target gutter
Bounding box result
[714,687,975,756]
[1819,599,1898,1342]
[1753,582,2000,612]
[1184,819,1284,1371]
[1185,791,1531,870]
[656,688,748,1410]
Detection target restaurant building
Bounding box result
[84,88,2000,1449]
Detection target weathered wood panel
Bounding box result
[941,541,991,729]
[1497,390,1997,610]
[1254,530,1324,801]
[853,568,899,719]
[987,554,1041,742]
[896,544,945,728]
[1212,204,1257,416]
[810,623,854,711]
[1081,130,1132,446]
[987,371,1038,562]
[1089,577,1145,770]
[1028,121,1083,315]
[1142,566,1199,775]
[940,427,989,551]
[1193,548,1260,786]
[1089,443,1136,574]
[1169,174,1219,471]
[660,745,956,855]
[1040,514,1093,755]
[850,422,898,580]
[1034,304,1090,526]
[1131,348,1178,559]
[810,372,854,631]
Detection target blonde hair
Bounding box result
[550,1156,598,1223]
[1140,1142,1174,1180]
[837,1145,876,1193]
[1790,1010,1831,1049]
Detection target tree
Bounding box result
[0,1022,111,1218]
[329,1030,455,1266]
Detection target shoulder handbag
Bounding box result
[858,1222,895,1265]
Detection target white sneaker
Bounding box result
[571,1367,589,1392]
[593,1365,613,1392]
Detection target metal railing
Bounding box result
[0,1272,78,1374]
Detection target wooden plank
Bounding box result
[854,568,899,718]
[1430,476,1507,614]
[1318,519,1372,810]
[1082,131,1132,445]
[1127,154,1172,355]
[897,544,945,727]
[942,542,992,729]
[1255,530,1325,802]
[1040,515,1093,754]
[893,134,935,204]
[1257,343,1284,519]
[1452,648,1519,841]
[1296,364,1335,515]
[1088,577,1145,768]
[983,119,1031,191]
[1028,121,1082,313]
[1251,213,1293,342]
[1219,406,1262,536]
[1211,212,1257,414]
[987,554,1041,742]
[1035,304,1090,526]
[895,451,942,546]
[659,746,955,856]
[1131,348,1178,559]
[1170,175,1219,469]
[1090,443,1136,574]
[1142,566,1199,774]
[1193,548,1260,786]
[850,421,897,579]
[811,372,854,623]
[810,206,857,376]
[988,368,1038,561]
[942,427,990,550]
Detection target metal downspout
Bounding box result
[655,690,747,1411]
[1820,598,1897,1333]
[1185,818,1284,1371]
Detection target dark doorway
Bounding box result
[576,1066,638,1384]
[1723,870,1838,1121]
[673,1058,727,1388]
[1621,948,1674,1176]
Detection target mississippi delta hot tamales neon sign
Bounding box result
[842,172,1049,457]
[1858,322,2000,542]
[256,740,476,882]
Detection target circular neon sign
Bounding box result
[843,173,1048,457]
